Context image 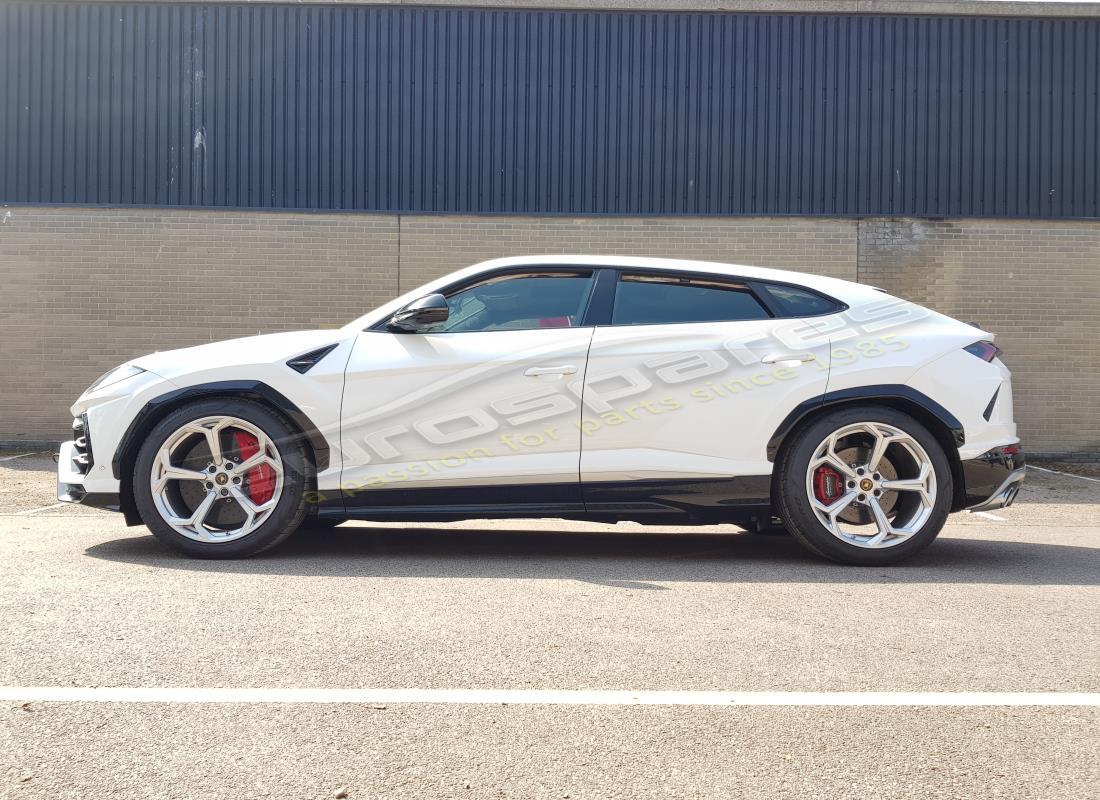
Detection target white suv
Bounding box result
[57,256,1024,564]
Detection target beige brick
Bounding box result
[398,215,858,291]
[857,218,1100,457]
[0,207,398,441]
[2,207,1097,457]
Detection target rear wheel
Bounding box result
[133,398,310,558]
[775,406,952,565]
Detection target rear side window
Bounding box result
[611,273,771,326]
[758,283,844,317]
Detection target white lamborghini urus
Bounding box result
[57,256,1024,565]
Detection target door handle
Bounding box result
[761,353,815,367]
[524,364,578,377]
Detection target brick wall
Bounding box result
[1,206,1097,456]
[858,218,1100,457]
[0,208,399,442]
[398,215,857,291]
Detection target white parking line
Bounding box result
[971,511,1007,522]
[1028,465,1100,484]
[0,452,35,462]
[1,687,1096,707]
[14,503,66,516]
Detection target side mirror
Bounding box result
[387,293,449,333]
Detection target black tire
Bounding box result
[133,397,311,558]
[775,405,953,566]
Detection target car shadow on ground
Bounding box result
[84,525,1100,587]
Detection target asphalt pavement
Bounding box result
[1,452,1096,799]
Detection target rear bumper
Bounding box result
[961,445,1025,512]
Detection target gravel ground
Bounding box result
[1032,460,1100,479]
[0,452,1097,799]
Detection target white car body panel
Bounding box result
[908,349,1016,460]
[68,368,180,495]
[58,254,1021,532]
[69,332,353,495]
[578,319,831,481]
[340,327,594,492]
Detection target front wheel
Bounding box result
[132,398,310,558]
[775,406,953,565]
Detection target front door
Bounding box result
[339,269,598,514]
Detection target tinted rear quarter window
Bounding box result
[759,283,843,317]
[612,274,771,326]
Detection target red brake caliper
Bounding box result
[813,465,844,506]
[233,431,275,505]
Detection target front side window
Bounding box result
[426,271,596,333]
[611,273,771,326]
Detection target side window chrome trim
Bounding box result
[442,269,596,298]
[619,273,752,292]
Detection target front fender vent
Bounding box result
[287,344,338,374]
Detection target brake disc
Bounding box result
[834,446,898,525]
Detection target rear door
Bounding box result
[578,271,835,490]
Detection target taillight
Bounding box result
[964,341,1002,362]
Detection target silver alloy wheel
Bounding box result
[805,421,936,549]
[149,415,285,543]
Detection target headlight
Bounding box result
[87,364,146,392]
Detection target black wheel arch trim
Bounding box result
[766,385,965,462]
[111,379,331,480]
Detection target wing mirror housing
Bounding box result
[387,293,449,333]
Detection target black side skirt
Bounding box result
[321,477,771,525]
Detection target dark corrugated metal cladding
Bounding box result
[0,3,1097,218]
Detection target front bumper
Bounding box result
[961,445,1025,512]
[57,440,121,512]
